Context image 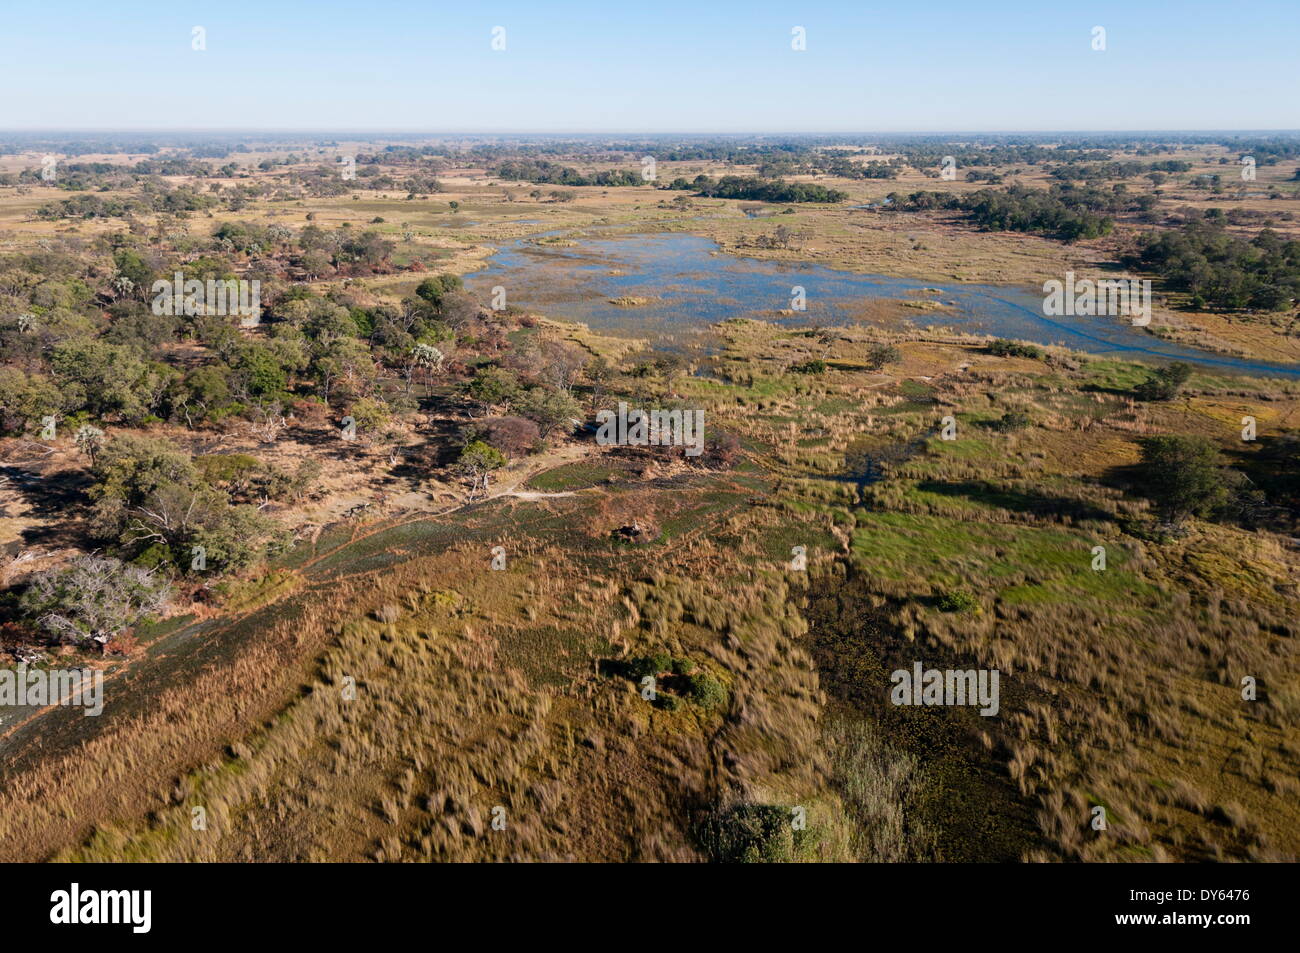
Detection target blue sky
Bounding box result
[1,0,1296,132]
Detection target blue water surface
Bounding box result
[468,232,1300,378]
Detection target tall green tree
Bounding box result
[1137,435,1228,523]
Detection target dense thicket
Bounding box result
[493,159,644,187]
[1127,223,1300,311]
[684,175,846,203]
[889,184,1138,240]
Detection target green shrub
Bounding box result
[623,652,673,680]
[624,656,658,679]
[696,804,806,862]
[865,344,903,370]
[987,339,1043,359]
[1134,362,1192,402]
[196,453,263,487]
[654,693,682,712]
[790,359,827,374]
[936,588,980,613]
[992,411,1032,432]
[685,673,727,709]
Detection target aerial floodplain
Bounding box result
[0,0,1295,937]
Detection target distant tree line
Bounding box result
[755,154,900,180]
[1212,137,1300,161]
[672,175,846,203]
[0,158,212,191]
[493,159,644,187]
[1049,159,1192,182]
[896,143,1111,169]
[888,184,1137,241]
[35,187,220,220]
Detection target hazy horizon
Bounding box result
[4,128,1300,135]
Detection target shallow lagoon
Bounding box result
[469,232,1300,378]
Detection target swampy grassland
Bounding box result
[3,134,1299,862]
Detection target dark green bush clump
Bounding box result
[1134,362,1192,402]
[790,359,827,374]
[987,339,1043,359]
[685,673,726,709]
[992,411,1032,432]
[936,588,980,613]
[696,804,809,862]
